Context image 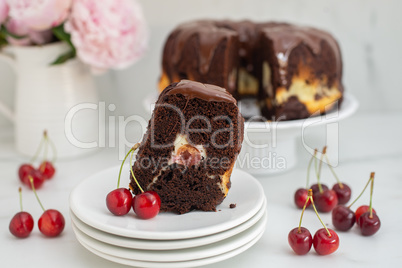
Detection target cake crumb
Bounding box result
[230,203,236,209]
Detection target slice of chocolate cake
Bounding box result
[130,80,244,214]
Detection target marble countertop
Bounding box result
[1,112,401,268]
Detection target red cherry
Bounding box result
[332,183,351,205]
[311,183,329,196]
[314,189,338,212]
[332,205,355,231]
[39,161,56,179]
[18,164,35,184]
[28,177,64,237]
[9,188,34,238]
[24,170,46,189]
[313,228,339,255]
[288,227,313,255]
[174,144,201,166]
[106,188,133,216]
[9,212,34,238]
[294,188,311,209]
[358,212,381,236]
[132,191,161,219]
[355,205,376,222]
[38,209,65,237]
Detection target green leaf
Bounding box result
[50,50,76,65]
[52,24,76,53]
[0,38,7,48]
[51,24,77,65]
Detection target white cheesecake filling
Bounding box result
[262,61,342,114]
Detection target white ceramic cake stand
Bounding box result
[238,93,358,175]
[143,93,358,175]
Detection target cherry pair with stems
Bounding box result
[106,143,161,220]
[9,177,65,238]
[332,172,381,236]
[295,146,351,212]
[289,189,339,255]
[18,131,57,189]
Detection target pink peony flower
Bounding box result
[0,0,8,24]
[7,0,72,31]
[65,0,148,72]
[6,18,53,46]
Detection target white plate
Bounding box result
[72,211,267,263]
[70,198,266,250]
[70,168,265,240]
[75,226,264,268]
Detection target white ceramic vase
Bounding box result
[0,42,100,158]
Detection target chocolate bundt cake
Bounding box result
[130,80,244,214]
[159,20,344,121]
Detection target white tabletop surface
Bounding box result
[1,112,402,268]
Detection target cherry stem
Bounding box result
[18,187,23,212]
[43,133,49,164]
[29,176,45,212]
[298,191,310,232]
[30,133,45,163]
[309,189,332,237]
[369,172,375,218]
[314,153,318,178]
[129,143,144,193]
[317,146,327,193]
[306,149,318,189]
[48,135,57,163]
[117,147,135,189]
[325,155,343,188]
[347,173,373,209]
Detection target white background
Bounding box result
[0,0,402,128]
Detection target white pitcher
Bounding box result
[0,42,100,158]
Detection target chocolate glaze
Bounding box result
[161,20,343,121]
[162,20,342,89]
[216,20,260,72]
[171,20,237,75]
[165,80,237,104]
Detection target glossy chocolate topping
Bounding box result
[171,20,237,75]
[216,20,260,72]
[163,20,342,88]
[166,80,237,104]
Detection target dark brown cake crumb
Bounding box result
[230,203,237,209]
[130,81,244,214]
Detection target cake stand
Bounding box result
[237,93,358,175]
[143,93,359,175]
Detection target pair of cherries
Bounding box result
[332,172,381,236]
[295,147,351,213]
[18,161,55,189]
[106,144,161,219]
[18,131,57,189]
[289,190,339,255]
[295,182,351,212]
[9,179,65,238]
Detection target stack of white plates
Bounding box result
[69,167,267,267]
